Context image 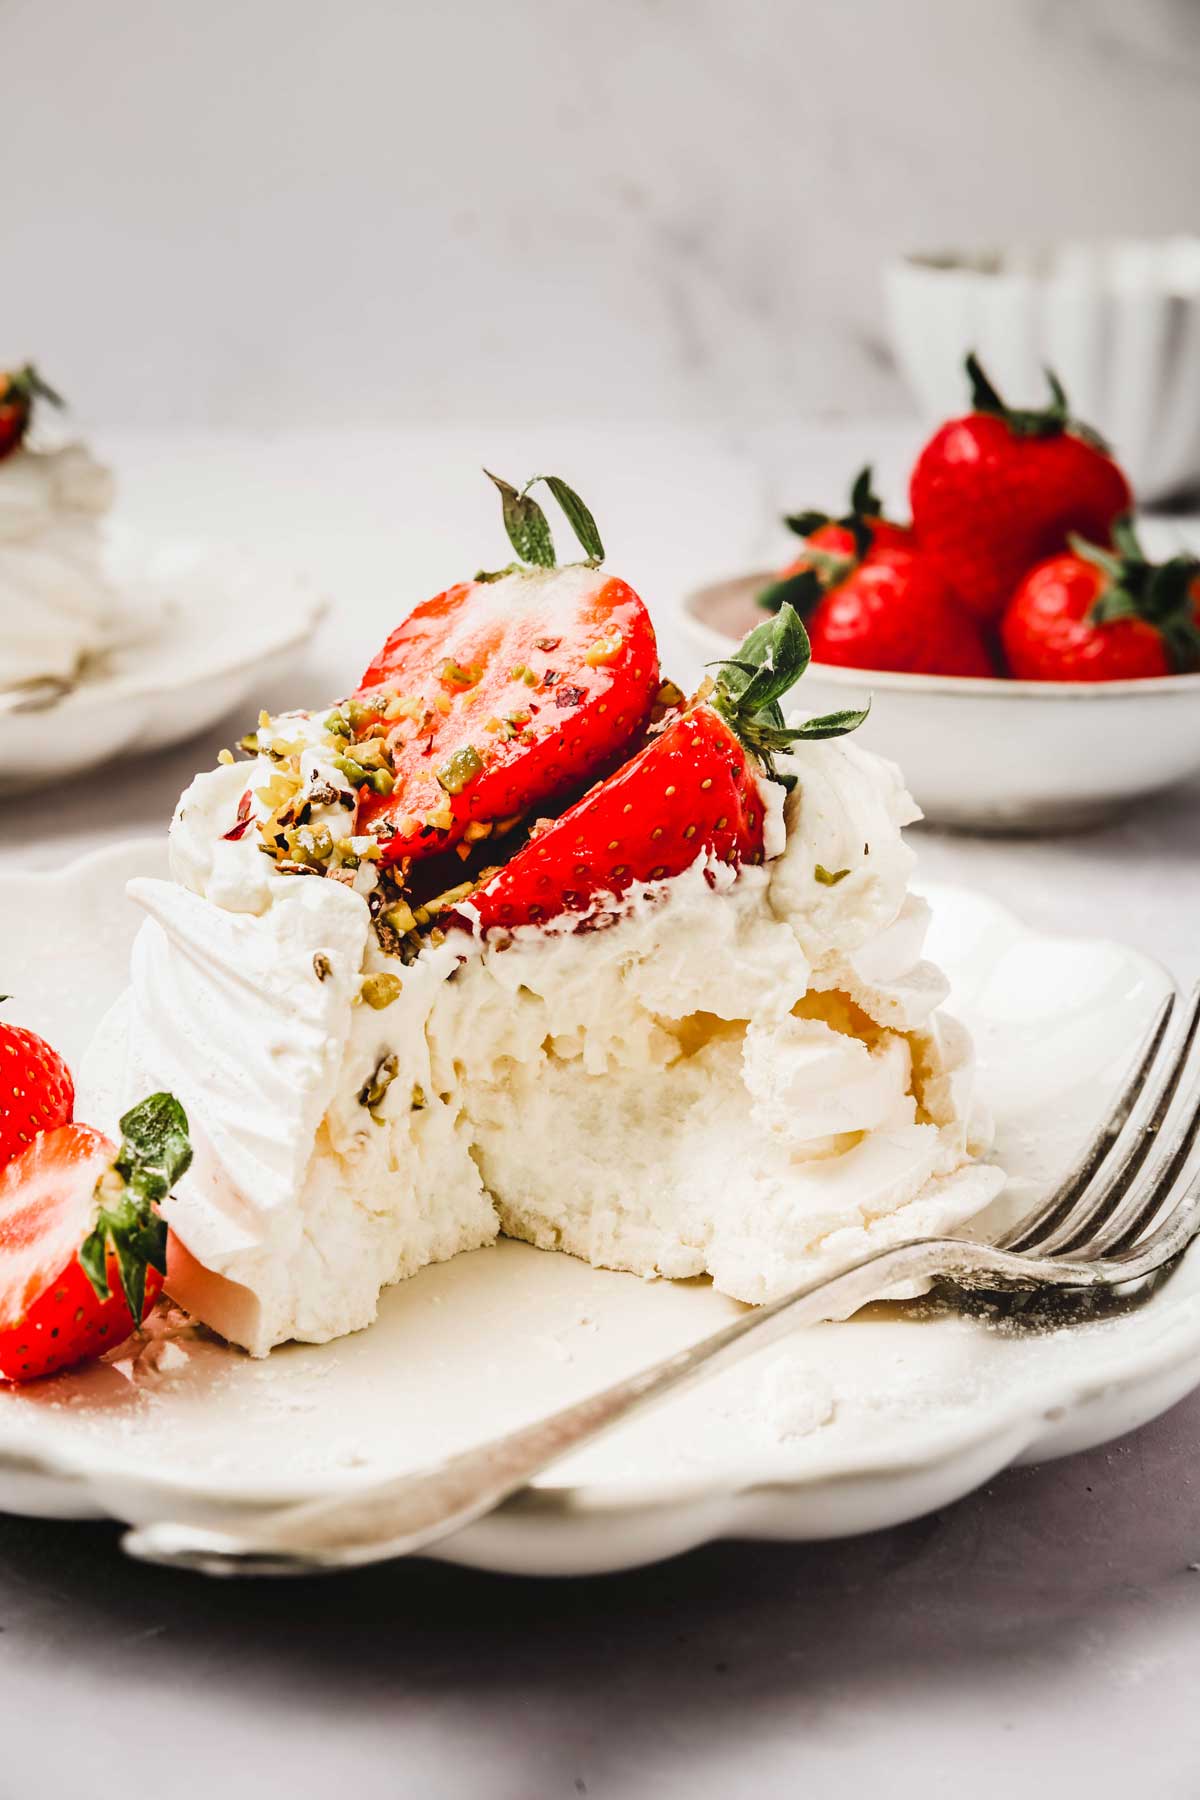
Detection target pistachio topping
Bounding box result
[361,972,403,1009]
[435,744,483,796]
[358,1052,399,1122]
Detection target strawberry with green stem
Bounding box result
[0,364,64,461]
[910,353,1132,622]
[351,472,661,864]
[0,1092,192,1382]
[459,604,868,933]
[1002,517,1200,682]
[758,466,910,617]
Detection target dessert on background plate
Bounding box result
[0,364,153,697]
[67,473,1004,1362]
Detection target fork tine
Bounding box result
[998,989,1177,1254]
[1090,1058,1200,1258]
[1023,985,1200,1260]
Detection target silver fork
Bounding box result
[125,985,1200,1577]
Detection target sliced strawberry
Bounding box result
[349,475,660,865]
[0,1094,192,1383]
[458,604,868,934]
[0,1019,74,1171]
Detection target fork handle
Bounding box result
[122,1235,1095,1576]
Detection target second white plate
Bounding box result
[0,533,326,795]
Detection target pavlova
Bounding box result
[0,474,1003,1378]
[0,364,141,695]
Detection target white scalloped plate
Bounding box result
[0,533,326,795]
[0,841,1195,1576]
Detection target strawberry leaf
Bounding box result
[757,566,823,616]
[533,476,605,563]
[782,466,885,563]
[964,352,1111,451]
[710,604,866,786]
[115,1091,193,1206]
[790,704,872,740]
[78,1093,192,1312]
[485,471,556,568]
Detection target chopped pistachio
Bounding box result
[814,864,850,887]
[383,900,417,935]
[217,747,235,766]
[357,1052,399,1121]
[423,880,474,916]
[323,708,350,737]
[435,744,483,796]
[585,631,623,666]
[333,755,370,786]
[464,819,493,843]
[361,972,403,1009]
[346,697,376,731]
[370,768,395,796]
[438,658,478,690]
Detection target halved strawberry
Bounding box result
[349,474,660,864]
[458,604,868,934]
[0,1093,192,1382]
[0,1017,74,1171]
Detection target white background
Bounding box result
[6,0,1200,426]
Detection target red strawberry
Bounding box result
[805,547,996,678]
[761,466,910,613]
[0,1093,192,1382]
[1002,520,1200,683]
[458,605,867,934]
[0,1017,74,1171]
[349,474,659,864]
[0,365,64,461]
[910,354,1132,623]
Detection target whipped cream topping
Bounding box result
[81,725,1003,1355]
[0,440,140,689]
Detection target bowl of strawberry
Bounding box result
[683,356,1200,833]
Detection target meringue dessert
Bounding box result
[83,474,1004,1357]
[0,364,139,693]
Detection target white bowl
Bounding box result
[885,238,1200,504]
[680,573,1200,833]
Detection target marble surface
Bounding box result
[4,0,1200,428]
[1,424,1199,1796]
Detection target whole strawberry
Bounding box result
[760,466,910,614]
[910,354,1131,623]
[1002,519,1200,682]
[0,1015,74,1170]
[805,547,995,678]
[0,365,64,461]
